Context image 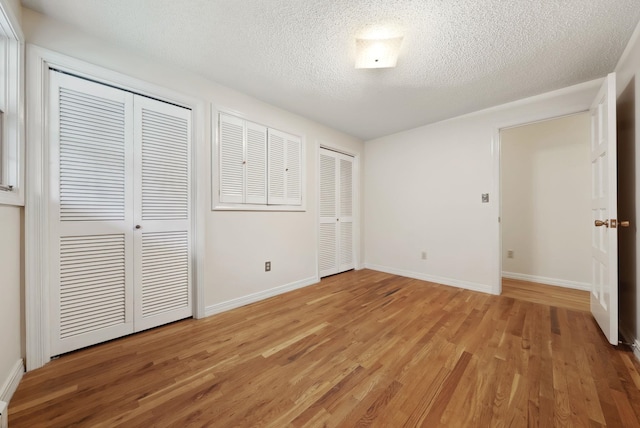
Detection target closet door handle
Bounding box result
[135,225,142,230]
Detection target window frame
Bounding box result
[212,107,306,212]
[0,0,23,206]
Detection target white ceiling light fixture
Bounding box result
[355,36,403,69]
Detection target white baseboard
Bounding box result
[619,325,640,364]
[364,263,493,294]
[205,276,319,317]
[632,340,640,364]
[501,271,590,291]
[0,359,24,404]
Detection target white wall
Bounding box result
[0,205,22,400]
[501,113,591,289]
[21,8,364,314]
[364,80,600,294]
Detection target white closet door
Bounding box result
[319,148,355,278]
[133,96,192,332]
[49,71,135,356]
[338,156,354,272]
[319,150,339,277]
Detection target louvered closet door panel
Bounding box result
[339,157,354,271]
[219,113,244,203]
[133,96,192,332]
[49,71,134,356]
[268,129,286,204]
[285,134,302,205]
[140,231,189,318]
[58,89,126,221]
[319,150,339,277]
[140,108,189,220]
[245,121,267,204]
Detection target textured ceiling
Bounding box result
[21,0,640,140]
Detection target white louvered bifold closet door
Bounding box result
[133,96,192,332]
[338,157,354,271]
[319,150,338,277]
[50,71,193,356]
[319,148,354,278]
[49,71,135,356]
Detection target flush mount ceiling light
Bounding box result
[355,36,403,69]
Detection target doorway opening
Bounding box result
[499,112,591,310]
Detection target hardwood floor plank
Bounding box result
[9,269,640,427]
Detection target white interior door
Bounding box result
[319,148,354,278]
[49,71,135,356]
[590,72,618,345]
[133,96,192,331]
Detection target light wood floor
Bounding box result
[10,270,640,427]
[502,277,590,312]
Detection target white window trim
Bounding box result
[212,105,307,212]
[25,45,207,371]
[315,141,362,278]
[0,0,24,206]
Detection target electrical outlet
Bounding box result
[421,251,427,260]
[265,261,271,272]
[507,249,514,259]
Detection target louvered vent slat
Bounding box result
[269,133,285,200]
[141,231,189,318]
[320,153,336,217]
[59,234,126,339]
[340,159,353,217]
[59,88,126,222]
[319,223,337,272]
[219,114,244,202]
[141,108,189,221]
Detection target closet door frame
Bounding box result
[25,46,206,371]
[317,143,361,279]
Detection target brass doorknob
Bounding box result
[594,220,609,227]
[620,220,631,227]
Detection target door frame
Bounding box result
[495,111,592,295]
[25,45,206,371]
[316,142,362,279]
[490,79,604,295]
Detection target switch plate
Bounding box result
[482,193,489,203]
[265,261,271,272]
[507,250,514,259]
[421,251,427,260]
